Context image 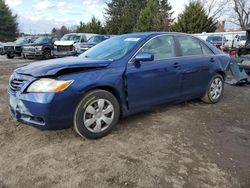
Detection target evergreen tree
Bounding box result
[77,17,106,34]
[120,0,147,33]
[135,0,173,32]
[155,0,174,31]
[105,0,147,34]
[0,0,18,42]
[135,0,158,32]
[105,0,125,34]
[171,1,217,33]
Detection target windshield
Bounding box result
[61,34,81,42]
[87,36,107,44]
[15,38,28,45]
[80,36,142,61]
[33,37,51,44]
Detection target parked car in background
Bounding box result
[2,36,38,59]
[53,33,96,57]
[75,35,111,54]
[0,43,3,55]
[232,35,246,48]
[206,35,227,50]
[8,32,230,139]
[23,36,60,59]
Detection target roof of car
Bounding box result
[117,32,194,40]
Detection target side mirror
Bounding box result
[134,52,154,63]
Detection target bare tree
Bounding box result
[229,0,250,30]
[201,0,229,19]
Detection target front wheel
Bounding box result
[74,90,120,139]
[201,74,224,104]
[7,53,14,59]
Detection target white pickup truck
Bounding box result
[53,33,96,57]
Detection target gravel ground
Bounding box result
[0,56,250,188]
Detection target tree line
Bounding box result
[0,0,249,42]
[54,0,250,35]
[75,0,218,35]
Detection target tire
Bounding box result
[201,74,224,104]
[74,89,120,139]
[7,53,14,59]
[43,49,52,59]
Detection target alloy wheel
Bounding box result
[210,78,223,100]
[83,99,114,133]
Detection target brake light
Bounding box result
[229,50,236,56]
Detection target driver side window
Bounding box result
[138,35,176,60]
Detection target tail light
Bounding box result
[229,50,236,56]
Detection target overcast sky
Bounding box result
[5,0,189,34]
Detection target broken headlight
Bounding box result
[27,78,74,93]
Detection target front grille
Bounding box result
[9,78,26,93]
[15,46,22,52]
[4,46,14,51]
[57,45,73,52]
[23,47,35,52]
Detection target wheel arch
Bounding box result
[216,71,226,80]
[83,85,124,116]
[43,47,52,51]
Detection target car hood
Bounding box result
[3,42,15,47]
[15,57,112,77]
[24,43,49,47]
[54,41,76,46]
[4,42,24,47]
[80,42,96,46]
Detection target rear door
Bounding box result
[175,35,215,99]
[126,35,182,110]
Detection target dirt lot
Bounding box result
[0,56,249,188]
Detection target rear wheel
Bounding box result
[74,90,120,139]
[201,74,224,104]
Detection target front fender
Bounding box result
[57,67,128,114]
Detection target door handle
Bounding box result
[210,58,215,62]
[173,62,180,69]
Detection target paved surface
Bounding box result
[0,56,250,188]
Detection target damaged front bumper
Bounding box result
[8,91,81,130]
[8,73,81,130]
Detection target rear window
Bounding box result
[177,36,213,56]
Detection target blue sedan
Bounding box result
[8,32,230,139]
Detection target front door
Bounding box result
[126,35,181,110]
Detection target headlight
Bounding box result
[35,46,43,50]
[81,46,91,51]
[73,44,80,52]
[27,78,74,93]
